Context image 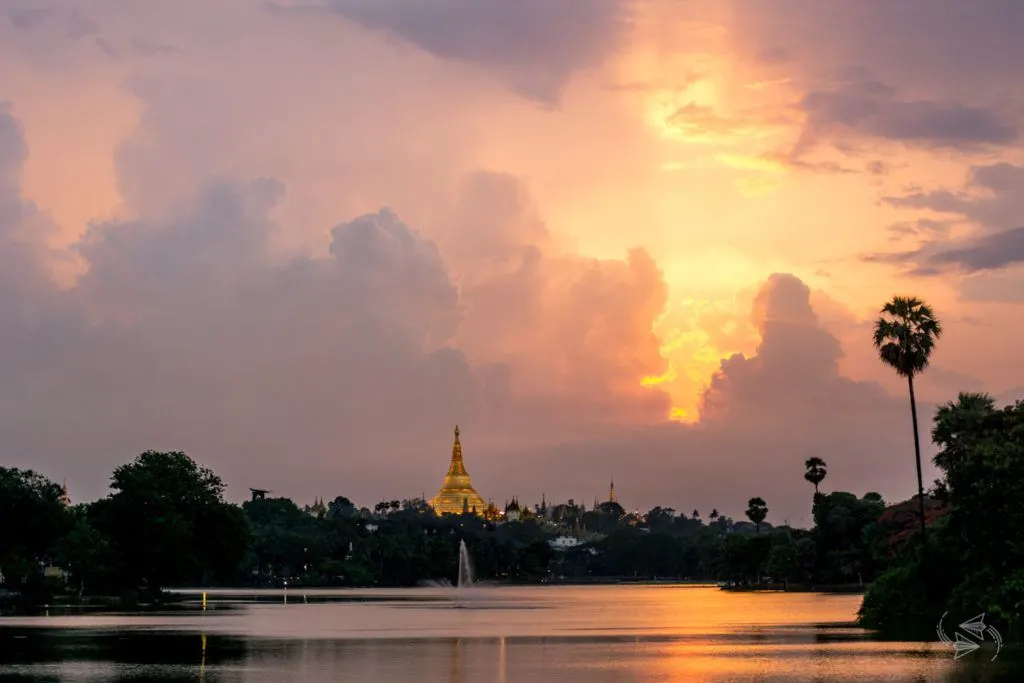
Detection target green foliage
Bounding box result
[811,492,885,584]
[93,451,249,593]
[859,394,1024,639]
[873,295,942,539]
[872,296,942,379]
[54,505,110,597]
[0,467,71,598]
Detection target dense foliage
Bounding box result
[2,451,893,606]
[858,394,1024,639]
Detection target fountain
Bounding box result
[457,539,475,589]
[419,539,483,607]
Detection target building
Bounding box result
[504,498,521,522]
[428,425,486,515]
[549,536,583,550]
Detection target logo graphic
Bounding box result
[936,612,1003,661]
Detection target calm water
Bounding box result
[0,586,1017,682]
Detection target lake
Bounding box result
[0,586,1017,681]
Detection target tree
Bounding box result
[860,394,1024,634]
[55,504,110,597]
[745,498,768,534]
[930,393,1024,628]
[95,451,249,594]
[692,509,700,520]
[873,296,942,538]
[804,457,828,496]
[327,496,356,519]
[0,468,70,592]
[709,509,719,521]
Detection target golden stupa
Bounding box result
[429,425,486,515]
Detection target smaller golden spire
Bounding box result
[609,479,616,504]
[447,425,467,476]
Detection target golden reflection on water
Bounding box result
[199,632,206,682]
[450,638,461,683]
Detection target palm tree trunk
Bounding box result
[907,374,927,539]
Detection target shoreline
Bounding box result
[718,583,867,594]
[1,582,864,616]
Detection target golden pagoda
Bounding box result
[429,425,486,515]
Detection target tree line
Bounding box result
[0,448,902,601]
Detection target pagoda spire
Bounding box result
[428,424,486,516]
[446,425,468,477]
[609,479,616,503]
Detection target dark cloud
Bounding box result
[885,163,1024,230]
[324,0,635,104]
[876,163,1024,277]
[924,227,1024,273]
[797,80,1018,152]
[725,2,1024,98]
[886,218,951,239]
[7,8,50,30]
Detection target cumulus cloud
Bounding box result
[5,0,1005,526]
[700,274,890,424]
[0,98,675,505]
[0,99,919,523]
[0,104,60,301]
[504,273,920,525]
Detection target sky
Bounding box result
[3,1,1024,526]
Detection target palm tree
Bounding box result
[746,497,768,533]
[692,508,700,520]
[709,509,719,521]
[873,296,942,538]
[804,457,827,496]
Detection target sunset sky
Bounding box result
[3,1,1024,525]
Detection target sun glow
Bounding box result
[640,292,761,423]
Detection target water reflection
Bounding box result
[0,587,1019,682]
[0,631,1019,682]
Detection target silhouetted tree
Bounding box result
[804,457,828,496]
[873,296,942,537]
[0,468,70,597]
[746,498,768,534]
[93,451,248,595]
